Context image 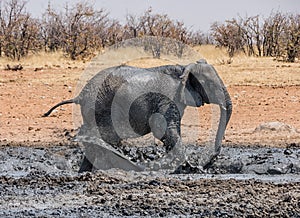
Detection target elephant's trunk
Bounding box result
[214,87,232,154]
[198,86,232,168]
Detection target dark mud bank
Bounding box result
[1,143,299,178]
[0,143,299,217]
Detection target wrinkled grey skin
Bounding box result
[43,60,232,172]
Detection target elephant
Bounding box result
[43,59,232,172]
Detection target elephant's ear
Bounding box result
[180,60,226,108]
[179,59,208,86]
[179,64,193,105]
[179,63,201,106]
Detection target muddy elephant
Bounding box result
[43,59,232,172]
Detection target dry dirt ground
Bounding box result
[0,51,300,216]
[1,55,299,147]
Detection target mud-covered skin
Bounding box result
[0,143,299,217]
[44,61,232,172]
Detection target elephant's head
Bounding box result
[180,59,232,161]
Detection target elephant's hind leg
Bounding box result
[79,156,93,173]
[78,142,98,173]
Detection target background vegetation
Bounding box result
[0,0,299,61]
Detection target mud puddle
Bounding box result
[0,143,299,217]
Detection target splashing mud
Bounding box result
[0,142,299,217]
[71,36,227,172]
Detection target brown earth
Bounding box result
[0,62,299,147]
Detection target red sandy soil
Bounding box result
[0,67,299,147]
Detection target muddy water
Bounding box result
[0,143,299,217]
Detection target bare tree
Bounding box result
[284,14,300,62]
[57,2,109,60]
[0,0,40,60]
[262,12,286,57]
[40,2,64,52]
[126,8,191,43]
[234,16,256,56]
[229,15,263,57]
[246,15,263,57]
[101,19,124,46]
[210,13,299,62]
[0,2,208,60]
[3,0,297,62]
[125,13,142,38]
[169,21,190,43]
[188,30,209,45]
[211,20,245,57]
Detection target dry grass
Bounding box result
[194,45,300,86]
[0,51,86,70]
[194,45,233,64]
[126,57,175,68]
[1,45,299,87]
[127,45,300,87]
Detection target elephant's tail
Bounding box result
[42,98,77,117]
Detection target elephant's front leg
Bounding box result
[162,103,183,152]
[161,121,181,152]
[148,111,186,170]
[148,101,182,149]
[159,121,186,169]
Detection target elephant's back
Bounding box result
[76,65,184,141]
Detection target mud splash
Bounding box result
[0,143,299,217]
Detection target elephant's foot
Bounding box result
[78,156,93,173]
[196,146,220,169]
[145,141,186,171]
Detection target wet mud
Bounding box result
[0,142,299,217]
